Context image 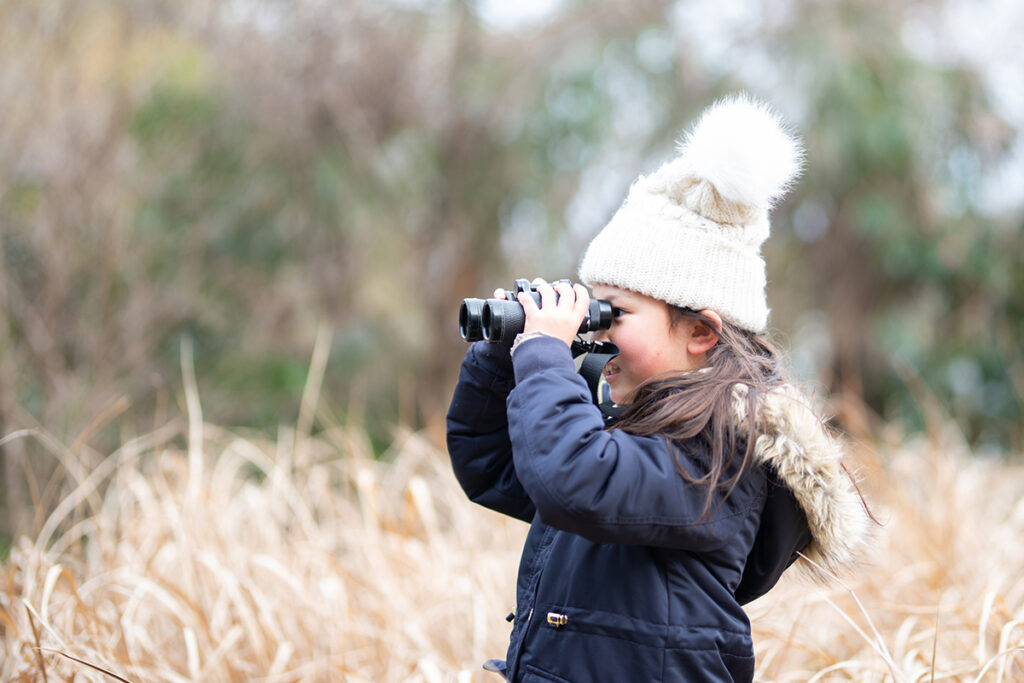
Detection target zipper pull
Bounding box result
[546,612,568,628]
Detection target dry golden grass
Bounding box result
[749,432,1024,682]
[2,398,1023,680]
[0,414,528,682]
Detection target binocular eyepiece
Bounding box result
[460,279,613,346]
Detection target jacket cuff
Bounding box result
[469,340,515,378]
[512,336,575,384]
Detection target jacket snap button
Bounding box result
[546,612,568,628]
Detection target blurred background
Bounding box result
[1,0,1022,545]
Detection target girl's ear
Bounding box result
[687,309,722,355]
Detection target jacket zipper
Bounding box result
[508,526,555,680]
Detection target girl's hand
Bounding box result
[518,281,590,347]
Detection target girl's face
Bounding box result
[591,284,711,405]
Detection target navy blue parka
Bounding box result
[447,338,816,682]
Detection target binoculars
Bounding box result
[459,279,614,346]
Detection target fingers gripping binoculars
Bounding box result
[459,279,614,346]
[459,279,622,423]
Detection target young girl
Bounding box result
[447,95,869,682]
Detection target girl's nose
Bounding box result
[592,327,610,343]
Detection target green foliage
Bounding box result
[766,0,1023,449]
[1,0,1021,466]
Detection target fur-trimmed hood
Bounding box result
[734,383,871,582]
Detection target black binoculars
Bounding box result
[460,279,614,346]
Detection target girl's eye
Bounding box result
[612,307,626,319]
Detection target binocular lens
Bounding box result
[459,298,485,341]
[481,299,525,346]
[458,298,528,345]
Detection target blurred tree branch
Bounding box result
[1,0,1022,539]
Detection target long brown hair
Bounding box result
[612,306,786,520]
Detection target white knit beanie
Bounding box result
[578,94,803,333]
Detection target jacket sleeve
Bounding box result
[507,337,766,551]
[446,341,536,523]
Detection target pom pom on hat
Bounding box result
[678,94,803,211]
[578,94,803,333]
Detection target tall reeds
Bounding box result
[0,381,526,680]
[2,407,1023,680]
